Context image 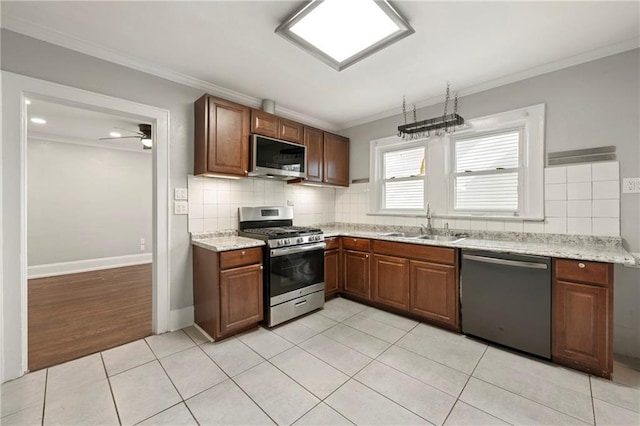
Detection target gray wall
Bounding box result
[1,29,201,310]
[27,139,152,265]
[341,49,640,358]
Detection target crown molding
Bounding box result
[2,16,339,131]
[337,36,640,130]
[29,131,152,154]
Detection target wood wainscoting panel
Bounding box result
[28,263,152,371]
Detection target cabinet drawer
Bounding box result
[555,259,611,286]
[324,237,340,250]
[342,237,371,252]
[220,247,262,270]
[373,240,455,265]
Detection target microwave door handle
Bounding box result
[271,242,326,257]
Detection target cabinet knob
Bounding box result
[241,250,246,256]
[365,254,369,258]
[244,170,248,174]
[578,262,585,269]
[260,265,263,270]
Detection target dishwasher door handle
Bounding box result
[462,254,548,270]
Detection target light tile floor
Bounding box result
[2,297,639,425]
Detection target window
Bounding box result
[370,140,426,213]
[453,130,522,213]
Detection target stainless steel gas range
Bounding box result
[238,206,325,327]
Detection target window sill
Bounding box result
[434,214,544,222]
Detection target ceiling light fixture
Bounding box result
[25,99,31,105]
[141,138,153,148]
[30,117,46,124]
[110,132,122,137]
[276,0,414,71]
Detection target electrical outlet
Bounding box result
[622,177,640,194]
[140,244,145,251]
[140,238,145,245]
[174,201,188,215]
[174,188,188,200]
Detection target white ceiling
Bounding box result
[27,98,152,153]
[4,1,639,129]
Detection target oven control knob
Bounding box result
[297,237,304,243]
[278,240,284,246]
[285,239,291,245]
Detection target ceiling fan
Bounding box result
[100,123,152,149]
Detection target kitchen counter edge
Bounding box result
[192,236,265,252]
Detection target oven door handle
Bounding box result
[270,242,326,257]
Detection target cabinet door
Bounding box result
[304,126,324,183]
[208,97,249,176]
[343,250,370,300]
[250,109,278,138]
[278,118,303,144]
[553,280,609,375]
[323,132,349,186]
[373,255,409,311]
[219,263,263,336]
[324,249,341,297]
[410,260,458,327]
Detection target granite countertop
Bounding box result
[322,227,637,266]
[192,234,265,252]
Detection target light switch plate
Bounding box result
[622,177,640,193]
[174,188,188,200]
[174,201,188,215]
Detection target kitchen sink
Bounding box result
[413,234,465,242]
[378,232,406,237]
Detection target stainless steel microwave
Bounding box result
[249,134,307,180]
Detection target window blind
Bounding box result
[454,130,520,212]
[382,146,425,210]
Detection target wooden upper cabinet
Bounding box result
[194,95,249,177]
[304,126,324,183]
[251,109,303,144]
[323,132,350,186]
[250,109,278,139]
[278,118,303,144]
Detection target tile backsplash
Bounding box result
[187,176,335,232]
[187,161,620,237]
[334,161,621,237]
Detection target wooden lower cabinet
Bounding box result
[410,260,458,328]
[219,264,263,336]
[324,248,341,297]
[193,245,263,340]
[343,249,371,300]
[552,259,613,378]
[372,254,409,311]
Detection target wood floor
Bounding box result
[28,263,152,371]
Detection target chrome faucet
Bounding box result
[443,222,450,236]
[421,203,433,235]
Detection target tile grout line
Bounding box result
[441,344,491,426]
[99,352,122,426]
[589,375,597,425]
[40,368,48,426]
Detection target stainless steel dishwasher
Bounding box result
[461,249,552,358]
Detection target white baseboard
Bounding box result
[169,306,194,331]
[28,253,153,279]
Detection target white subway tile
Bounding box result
[188,175,204,190]
[567,182,591,200]
[203,218,218,231]
[189,204,203,219]
[218,217,232,230]
[203,204,217,218]
[523,222,545,233]
[592,180,620,199]
[567,217,591,235]
[544,167,567,184]
[592,199,620,218]
[217,204,230,218]
[567,200,591,218]
[456,219,471,230]
[592,161,619,181]
[486,221,505,231]
[203,190,217,204]
[469,220,487,230]
[203,178,218,191]
[504,222,524,233]
[545,183,566,200]
[545,200,567,217]
[545,218,567,234]
[188,189,203,204]
[592,218,620,236]
[566,164,591,183]
[189,218,204,233]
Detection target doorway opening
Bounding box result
[26,99,154,370]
